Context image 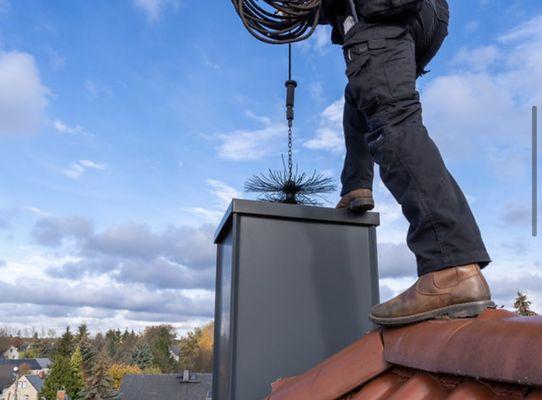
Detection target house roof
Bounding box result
[26,375,44,392]
[0,365,15,390]
[120,373,212,400]
[266,309,542,399]
[0,359,43,370]
[35,358,52,369]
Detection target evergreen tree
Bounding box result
[67,347,85,399]
[79,336,96,381]
[131,340,154,370]
[76,324,90,344]
[40,356,72,400]
[56,327,75,358]
[83,351,119,400]
[514,291,538,316]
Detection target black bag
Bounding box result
[359,0,423,20]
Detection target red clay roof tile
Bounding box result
[383,309,542,386]
[266,310,542,399]
[267,331,389,400]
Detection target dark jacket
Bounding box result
[319,0,349,44]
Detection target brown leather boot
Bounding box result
[369,264,494,327]
[336,189,374,212]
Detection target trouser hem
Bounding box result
[418,251,491,276]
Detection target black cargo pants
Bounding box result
[340,0,491,275]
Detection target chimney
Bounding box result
[212,199,380,400]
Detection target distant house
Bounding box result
[169,345,181,362]
[120,372,212,400]
[1,348,19,361]
[0,359,51,375]
[0,366,16,400]
[2,375,44,400]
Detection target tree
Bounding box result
[514,291,538,316]
[41,356,72,400]
[76,324,90,344]
[143,325,176,372]
[131,339,154,370]
[18,363,32,376]
[0,328,11,354]
[83,351,119,400]
[108,364,141,389]
[56,327,75,358]
[79,336,96,381]
[179,323,214,373]
[68,347,85,399]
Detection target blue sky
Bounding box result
[1,0,542,334]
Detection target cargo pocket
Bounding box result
[383,36,416,100]
[344,48,375,112]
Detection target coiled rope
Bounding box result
[231,0,322,44]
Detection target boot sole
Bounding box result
[349,197,375,213]
[369,300,496,327]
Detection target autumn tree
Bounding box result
[108,364,141,389]
[83,351,118,400]
[514,291,538,316]
[179,323,214,373]
[0,328,11,354]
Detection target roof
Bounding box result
[36,358,52,369]
[26,375,44,392]
[0,359,43,370]
[0,365,15,389]
[266,309,542,399]
[169,345,181,357]
[120,373,212,400]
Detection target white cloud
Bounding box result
[79,159,106,170]
[216,119,286,161]
[25,207,52,217]
[183,180,242,223]
[132,0,180,22]
[64,160,107,179]
[53,119,86,135]
[0,51,49,136]
[304,98,344,153]
[206,179,241,208]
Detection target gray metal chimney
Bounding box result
[212,199,380,400]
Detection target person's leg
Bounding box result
[342,1,492,324]
[342,20,490,276]
[337,85,375,210]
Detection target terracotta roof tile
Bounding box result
[383,309,542,386]
[266,310,542,400]
[267,331,389,400]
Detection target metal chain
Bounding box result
[288,124,293,181]
[287,43,294,181]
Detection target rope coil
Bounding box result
[231,0,322,44]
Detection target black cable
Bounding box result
[231,0,322,44]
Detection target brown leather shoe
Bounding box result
[369,264,495,327]
[336,189,374,212]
